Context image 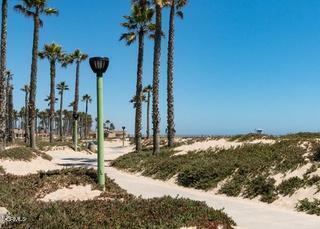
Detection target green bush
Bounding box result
[0,166,4,174]
[219,173,247,197]
[277,177,304,196]
[243,176,277,203]
[296,198,320,216]
[0,147,52,161]
[0,168,235,228]
[229,133,274,142]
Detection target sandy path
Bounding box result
[106,167,320,229]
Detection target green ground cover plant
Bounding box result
[296,198,320,216]
[0,147,52,161]
[0,166,4,174]
[0,168,235,228]
[112,140,310,203]
[277,177,305,196]
[229,133,275,142]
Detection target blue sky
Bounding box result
[7,0,320,135]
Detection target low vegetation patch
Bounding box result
[277,177,305,196]
[0,168,235,228]
[229,133,275,142]
[113,141,308,203]
[0,165,4,174]
[0,147,52,161]
[296,198,320,216]
[281,132,320,141]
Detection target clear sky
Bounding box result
[7,0,320,135]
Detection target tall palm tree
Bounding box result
[56,82,69,140]
[120,2,154,152]
[143,85,152,139]
[38,43,65,143]
[63,49,88,145]
[5,71,13,143]
[166,0,187,147]
[152,0,164,154]
[14,0,58,149]
[20,85,30,143]
[0,0,8,151]
[82,94,92,139]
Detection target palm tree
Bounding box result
[82,94,92,139]
[0,0,8,151]
[152,0,164,154]
[20,85,30,143]
[39,43,65,143]
[5,71,13,143]
[143,85,152,139]
[56,82,69,140]
[166,0,187,147]
[63,49,88,145]
[14,0,58,149]
[44,95,58,107]
[5,70,13,143]
[120,2,154,152]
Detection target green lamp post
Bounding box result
[122,126,125,147]
[73,113,79,152]
[89,57,109,190]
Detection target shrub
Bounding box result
[0,166,4,174]
[243,176,277,203]
[0,168,235,228]
[312,147,320,162]
[0,147,52,161]
[296,198,320,216]
[219,173,247,197]
[277,177,304,196]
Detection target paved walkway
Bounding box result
[106,166,320,229]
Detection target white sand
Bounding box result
[0,140,134,176]
[273,186,320,210]
[39,185,102,202]
[173,138,275,156]
[0,157,61,175]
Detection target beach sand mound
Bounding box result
[0,157,61,176]
[174,138,275,156]
[39,184,102,202]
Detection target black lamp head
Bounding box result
[122,126,125,130]
[89,57,109,75]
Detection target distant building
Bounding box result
[255,129,263,135]
[105,130,127,139]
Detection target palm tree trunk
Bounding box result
[146,91,150,139]
[167,1,175,147]
[7,86,13,143]
[24,91,29,143]
[28,12,40,149]
[59,91,63,140]
[135,30,144,152]
[73,62,80,143]
[0,0,8,151]
[152,3,162,154]
[49,60,56,143]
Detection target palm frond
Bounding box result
[44,7,58,16]
[176,10,183,19]
[13,5,34,17]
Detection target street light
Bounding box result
[73,113,79,152]
[122,126,125,147]
[89,57,109,190]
